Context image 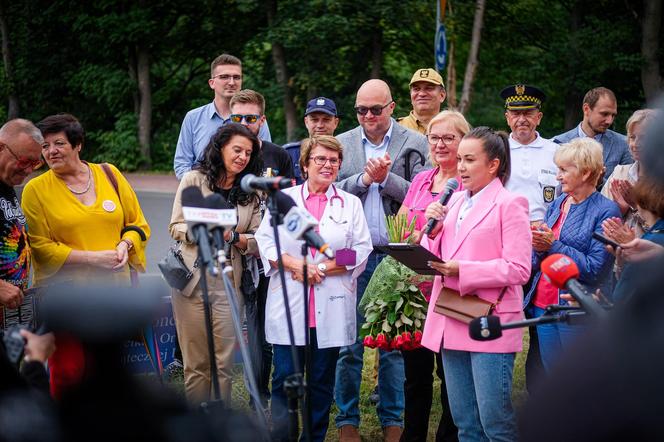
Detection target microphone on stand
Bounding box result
[240,174,292,193]
[422,178,459,235]
[271,191,335,259]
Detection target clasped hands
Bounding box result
[290,261,325,285]
[531,223,555,252]
[361,153,392,186]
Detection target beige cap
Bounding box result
[409,68,444,88]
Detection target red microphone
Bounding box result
[541,254,606,318]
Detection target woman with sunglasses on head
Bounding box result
[422,127,532,441]
[255,135,372,442]
[396,110,470,442]
[169,123,262,405]
[21,113,150,398]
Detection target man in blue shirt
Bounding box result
[335,79,428,442]
[553,87,632,188]
[173,54,272,179]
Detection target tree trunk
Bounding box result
[267,0,297,142]
[446,41,457,108]
[641,0,663,104]
[563,1,583,130]
[458,0,485,114]
[0,0,19,119]
[136,44,152,169]
[370,30,383,79]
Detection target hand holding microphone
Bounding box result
[422,178,459,236]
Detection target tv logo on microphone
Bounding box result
[286,214,301,234]
[549,255,572,271]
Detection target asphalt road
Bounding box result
[136,190,176,275]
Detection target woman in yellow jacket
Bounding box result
[21,113,150,398]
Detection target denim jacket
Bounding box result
[525,191,621,307]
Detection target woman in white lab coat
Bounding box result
[255,135,372,442]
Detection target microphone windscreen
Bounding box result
[272,190,297,214]
[182,186,205,208]
[445,178,459,192]
[239,174,255,193]
[541,253,580,289]
[468,315,502,341]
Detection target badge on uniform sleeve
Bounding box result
[102,199,116,212]
[543,186,555,203]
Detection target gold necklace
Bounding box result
[66,164,92,195]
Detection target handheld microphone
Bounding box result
[240,174,292,193]
[181,186,215,271]
[203,193,237,254]
[272,191,335,259]
[468,315,502,341]
[422,178,459,235]
[540,254,607,318]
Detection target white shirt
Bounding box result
[504,132,559,222]
[456,185,489,233]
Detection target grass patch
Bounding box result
[164,334,530,440]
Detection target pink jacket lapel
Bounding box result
[448,178,503,258]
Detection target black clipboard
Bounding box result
[375,243,443,275]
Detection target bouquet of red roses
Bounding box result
[359,214,431,351]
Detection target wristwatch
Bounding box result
[317,263,327,273]
[229,231,240,245]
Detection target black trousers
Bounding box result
[401,347,458,442]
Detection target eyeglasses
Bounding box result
[427,134,457,146]
[309,155,340,166]
[212,74,242,82]
[354,101,393,116]
[230,114,260,124]
[2,143,43,169]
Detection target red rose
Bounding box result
[363,335,377,348]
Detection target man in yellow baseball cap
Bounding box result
[397,68,446,134]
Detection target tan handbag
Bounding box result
[434,286,507,324]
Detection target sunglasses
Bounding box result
[2,143,43,169]
[354,101,393,116]
[230,114,260,124]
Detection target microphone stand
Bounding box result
[301,243,313,438]
[193,242,222,405]
[267,193,312,442]
[215,244,270,441]
[501,305,587,330]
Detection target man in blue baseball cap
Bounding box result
[284,97,340,184]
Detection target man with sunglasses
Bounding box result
[397,68,447,134]
[229,90,293,179]
[173,54,272,179]
[0,119,44,312]
[335,79,429,442]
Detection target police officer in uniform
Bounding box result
[501,84,558,393]
[284,97,339,184]
[397,68,446,135]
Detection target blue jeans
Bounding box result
[442,349,517,442]
[334,252,405,428]
[532,306,586,373]
[271,329,340,442]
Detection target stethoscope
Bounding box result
[408,170,438,215]
[300,183,346,224]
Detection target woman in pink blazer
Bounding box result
[422,127,532,441]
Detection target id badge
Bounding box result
[335,248,356,266]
